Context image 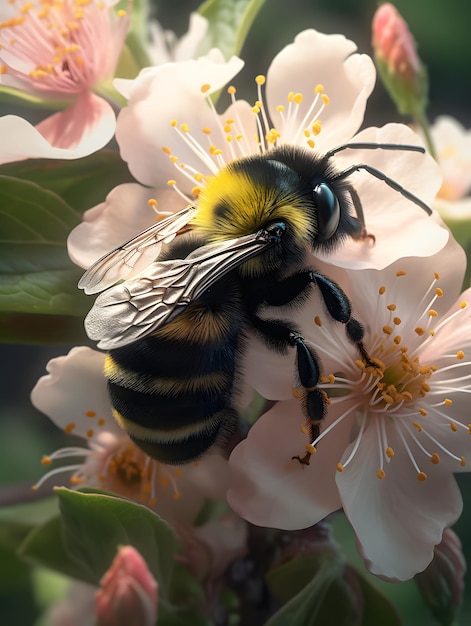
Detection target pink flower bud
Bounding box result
[371,3,428,116]
[372,3,421,85]
[95,546,158,626]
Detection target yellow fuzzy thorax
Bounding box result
[191,163,314,244]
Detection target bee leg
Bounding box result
[250,315,327,466]
[308,271,374,367]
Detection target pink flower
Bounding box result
[228,234,471,581]
[95,546,158,626]
[0,0,131,163]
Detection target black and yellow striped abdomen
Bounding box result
[104,279,243,464]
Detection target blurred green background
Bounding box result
[1,0,470,624]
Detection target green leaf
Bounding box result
[197,0,266,60]
[20,515,92,583]
[353,566,402,626]
[0,176,90,324]
[58,489,176,596]
[0,151,135,212]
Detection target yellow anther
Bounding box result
[376,469,386,480]
[255,74,266,85]
[307,139,315,149]
[382,325,393,335]
[170,120,177,127]
[393,336,402,345]
[167,180,176,187]
[223,124,232,133]
[65,423,75,434]
[382,393,394,404]
[303,129,311,138]
[252,106,260,114]
[417,471,428,482]
[393,317,402,326]
[435,288,443,297]
[306,444,317,455]
[41,455,52,466]
[227,85,236,94]
[162,146,172,155]
[379,286,386,295]
[180,123,190,132]
[460,456,466,467]
[287,91,294,102]
[85,410,96,417]
[387,304,397,311]
[191,186,202,198]
[312,120,322,135]
[117,9,127,17]
[314,84,324,93]
[171,156,179,163]
[148,497,158,506]
[336,463,344,472]
[194,173,204,182]
[450,422,458,432]
[396,270,407,277]
[419,408,428,416]
[444,398,453,406]
[173,491,182,500]
[98,419,105,426]
[428,309,438,317]
[415,327,425,336]
[293,93,303,105]
[434,272,440,280]
[413,422,423,432]
[70,476,85,485]
[460,301,468,309]
[430,453,440,465]
[314,315,322,326]
[202,127,212,135]
[86,429,94,438]
[148,198,158,208]
[276,105,285,112]
[200,83,211,93]
[457,350,465,360]
[321,94,330,105]
[386,446,394,458]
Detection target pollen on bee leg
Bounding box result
[299,423,309,435]
[291,386,303,399]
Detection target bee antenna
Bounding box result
[324,142,426,158]
[327,143,432,216]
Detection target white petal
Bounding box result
[228,400,346,529]
[115,57,244,187]
[30,346,120,439]
[316,124,449,270]
[337,423,463,580]
[266,29,375,151]
[67,183,186,269]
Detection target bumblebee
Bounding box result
[80,142,431,465]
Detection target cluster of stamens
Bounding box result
[159,76,330,205]
[33,407,191,507]
[0,0,129,92]
[293,270,470,483]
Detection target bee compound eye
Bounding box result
[313,182,340,242]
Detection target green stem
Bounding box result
[413,110,437,160]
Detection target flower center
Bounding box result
[293,269,470,483]
[0,0,129,95]
[160,76,330,204]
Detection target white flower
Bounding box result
[227,234,471,581]
[31,346,229,526]
[147,13,208,65]
[68,28,447,271]
[430,115,471,219]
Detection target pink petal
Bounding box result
[228,400,345,529]
[0,94,115,165]
[336,424,463,581]
[31,346,120,439]
[266,29,375,151]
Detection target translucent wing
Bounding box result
[84,230,273,350]
[78,205,198,295]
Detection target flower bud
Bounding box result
[414,528,466,625]
[372,3,428,117]
[95,546,158,626]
